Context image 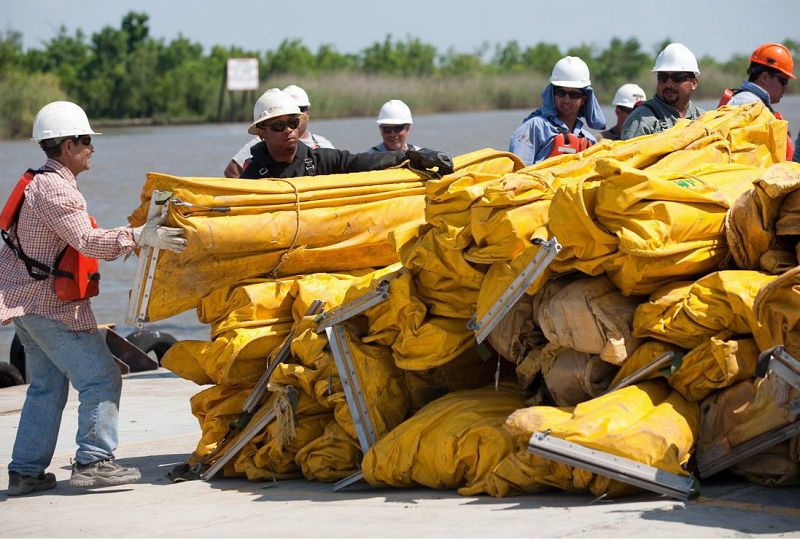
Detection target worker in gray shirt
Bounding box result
[621,43,705,140]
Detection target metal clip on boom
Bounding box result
[698,346,800,478]
[125,190,174,328]
[467,237,561,344]
[528,431,697,501]
[603,351,677,395]
[314,280,393,491]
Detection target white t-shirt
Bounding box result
[231,132,335,166]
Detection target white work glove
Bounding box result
[132,211,187,253]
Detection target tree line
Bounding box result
[1,11,797,138]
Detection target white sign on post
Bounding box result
[226,58,259,91]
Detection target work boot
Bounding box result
[8,471,57,496]
[69,459,141,488]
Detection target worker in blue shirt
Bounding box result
[509,56,606,165]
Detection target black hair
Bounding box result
[747,61,781,82]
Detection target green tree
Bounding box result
[266,39,316,74]
[521,43,562,75]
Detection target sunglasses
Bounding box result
[69,135,92,146]
[259,117,300,132]
[657,72,695,84]
[298,106,309,113]
[554,88,585,99]
[380,124,408,134]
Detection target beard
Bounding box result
[659,90,680,105]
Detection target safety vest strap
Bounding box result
[1,169,101,301]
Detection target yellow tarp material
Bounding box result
[361,271,475,370]
[553,162,762,295]
[160,268,394,385]
[754,265,800,356]
[361,386,525,495]
[698,373,800,474]
[632,270,776,350]
[725,162,800,271]
[729,438,800,486]
[541,348,617,407]
[533,275,643,365]
[129,149,520,321]
[610,336,758,402]
[487,380,699,498]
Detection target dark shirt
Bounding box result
[240,141,407,179]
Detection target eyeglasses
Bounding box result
[70,135,92,146]
[298,106,309,113]
[657,72,695,84]
[258,117,300,132]
[617,106,634,114]
[770,72,790,87]
[380,124,408,134]
[554,88,585,99]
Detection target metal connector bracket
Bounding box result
[125,190,173,328]
[758,346,800,391]
[698,419,800,479]
[315,281,390,332]
[468,237,561,344]
[325,324,379,452]
[604,351,677,395]
[241,300,324,414]
[528,431,697,501]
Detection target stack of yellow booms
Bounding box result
[147,101,800,495]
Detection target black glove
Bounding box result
[405,148,454,176]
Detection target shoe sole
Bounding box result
[8,481,57,496]
[70,473,141,488]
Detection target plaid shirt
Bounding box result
[0,159,136,332]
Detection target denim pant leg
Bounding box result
[9,318,70,476]
[11,315,122,467]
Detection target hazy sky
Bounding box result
[2,0,799,61]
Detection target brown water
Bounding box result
[1,97,799,362]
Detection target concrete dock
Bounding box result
[1,370,798,537]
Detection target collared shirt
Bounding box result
[727,81,773,109]
[232,132,335,167]
[508,114,597,165]
[620,95,704,140]
[0,159,136,331]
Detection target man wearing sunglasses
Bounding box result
[225,84,334,178]
[723,43,794,109]
[720,43,796,162]
[509,56,606,165]
[621,43,704,141]
[2,101,187,496]
[367,100,420,153]
[240,89,453,179]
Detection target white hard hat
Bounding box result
[248,88,301,135]
[376,99,413,125]
[550,56,591,88]
[31,101,100,143]
[282,84,311,107]
[652,43,700,75]
[612,83,647,108]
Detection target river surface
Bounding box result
[1,96,799,363]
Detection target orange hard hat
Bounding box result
[750,43,796,79]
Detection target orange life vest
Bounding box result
[719,89,794,160]
[548,131,591,158]
[1,169,100,302]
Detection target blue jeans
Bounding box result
[9,315,122,476]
